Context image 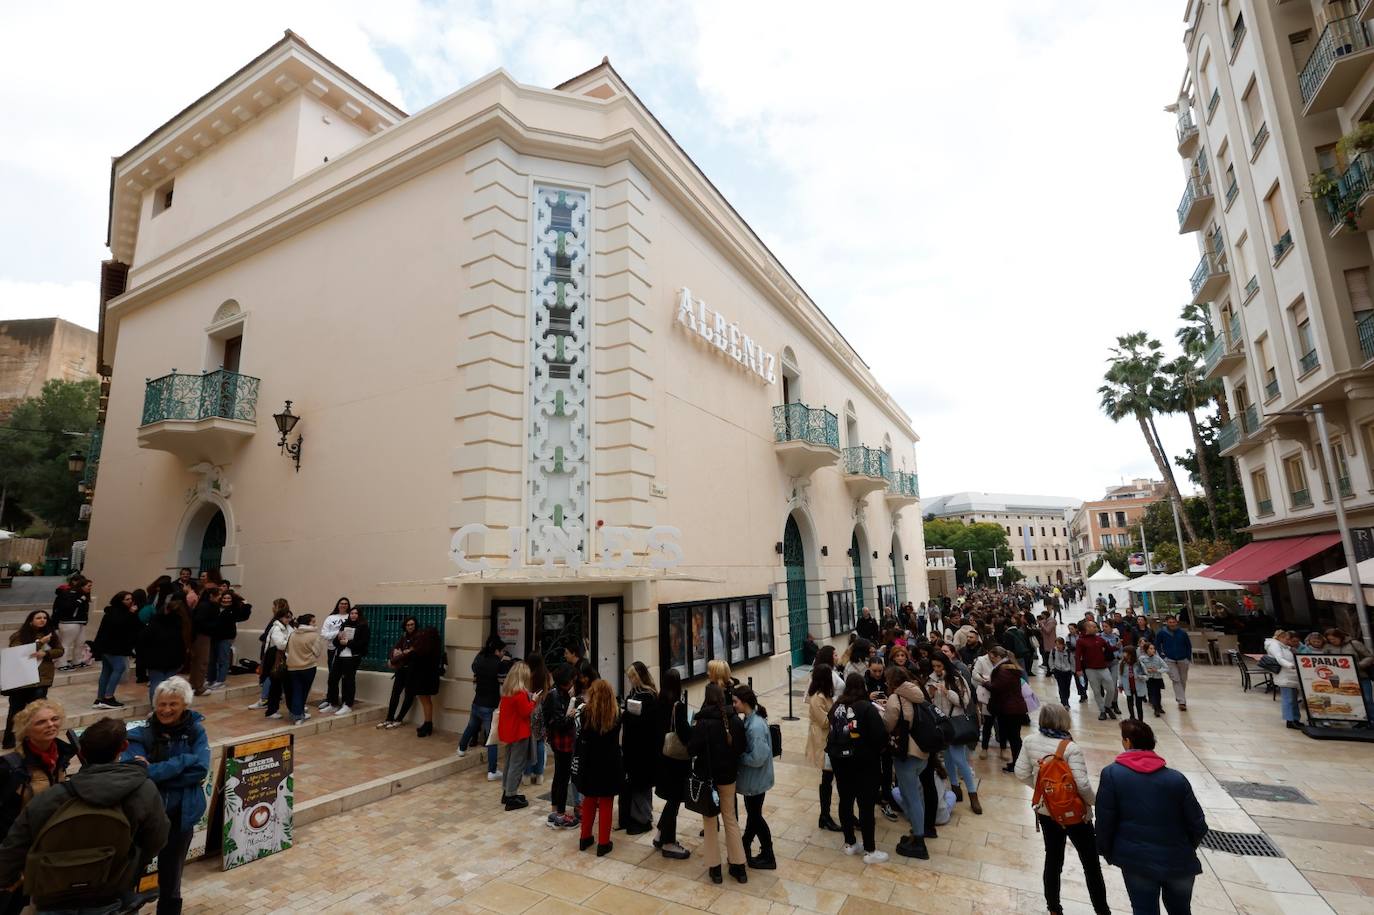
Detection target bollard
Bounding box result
[747,676,753,692]
[782,665,799,720]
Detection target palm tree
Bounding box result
[1099,332,1199,541]
[1175,303,1231,426]
[1161,354,1219,539]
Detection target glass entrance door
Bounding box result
[851,532,864,612]
[534,596,589,670]
[784,516,808,666]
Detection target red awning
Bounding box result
[1201,533,1342,585]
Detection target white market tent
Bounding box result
[1086,564,1131,611]
[1187,564,1209,575]
[1126,573,1247,593]
[1311,559,1374,606]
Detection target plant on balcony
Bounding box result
[1337,122,1374,159]
[1307,170,1337,201]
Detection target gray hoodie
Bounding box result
[0,762,170,901]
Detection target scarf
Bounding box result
[1038,727,1072,740]
[25,738,58,774]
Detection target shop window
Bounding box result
[826,590,857,637]
[661,595,773,681]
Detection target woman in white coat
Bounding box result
[971,647,1004,760]
[1265,630,1302,729]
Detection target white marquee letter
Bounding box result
[449,523,492,572]
[646,525,684,569]
[538,524,584,569]
[676,288,696,331]
[599,526,635,569]
[728,323,742,361]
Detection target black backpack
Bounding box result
[910,698,948,754]
[826,702,860,759]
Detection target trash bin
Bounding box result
[43,558,60,576]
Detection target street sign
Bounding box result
[987,568,1003,578]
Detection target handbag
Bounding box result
[1021,680,1040,713]
[485,708,502,747]
[769,722,783,759]
[684,725,720,817]
[663,702,689,760]
[941,712,979,746]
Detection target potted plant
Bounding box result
[1308,170,1337,200]
[1337,122,1374,160]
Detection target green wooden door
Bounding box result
[852,532,864,613]
[784,516,808,665]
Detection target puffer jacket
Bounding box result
[1096,750,1207,880]
[880,680,929,760]
[735,710,775,797]
[1265,637,1299,689]
[123,710,210,833]
[1014,730,1094,819]
[988,663,1029,717]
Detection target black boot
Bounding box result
[596,841,613,856]
[728,862,748,884]
[156,898,184,915]
[579,836,595,851]
[708,865,723,884]
[896,834,930,860]
[416,721,433,737]
[818,812,842,832]
[818,780,841,831]
[747,846,777,870]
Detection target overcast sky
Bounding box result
[0,0,1203,501]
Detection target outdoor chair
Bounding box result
[1230,649,1275,698]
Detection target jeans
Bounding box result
[147,669,177,708]
[1039,815,1109,914]
[1052,671,1072,705]
[1121,869,1196,915]
[287,668,316,721]
[893,755,927,836]
[458,703,499,774]
[209,638,233,684]
[327,656,361,708]
[502,739,529,797]
[1084,668,1115,715]
[834,757,879,851]
[1167,658,1191,705]
[1147,678,1165,713]
[525,738,546,776]
[156,826,194,915]
[1126,692,1145,720]
[741,791,771,855]
[980,709,1004,750]
[97,654,128,699]
[1280,685,1300,722]
[944,742,977,793]
[919,757,937,832]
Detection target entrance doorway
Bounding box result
[199,510,226,577]
[490,595,625,694]
[784,516,808,666]
[851,532,864,611]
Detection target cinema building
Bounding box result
[84,32,925,718]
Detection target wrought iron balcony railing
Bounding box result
[1208,88,1220,119]
[141,370,261,426]
[1299,16,1374,105]
[843,446,891,480]
[1244,276,1260,301]
[772,403,839,449]
[1339,476,1354,498]
[1251,122,1269,158]
[1228,312,1242,348]
[1299,349,1320,374]
[1225,179,1239,207]
[1357,309,1374,362]
[1271,230,1293,263]
[1264,378,1280,400]
[888,471,919,498]
[1257,498,1274,516]
[1204,335,1226,375]
[1292,488,1312,508]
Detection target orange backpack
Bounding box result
[1032,739,1088,827]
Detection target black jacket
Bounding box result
[92,605,141,657]
[687,703,744,786]
[827,697,886,765]
[137,613,186,671]
[654,699,691,803]
[212,600,252,641]
[332,621,371,658]
[573,719,623,797]
[543,686,576,742]
[190,599,218,637]
[856,615,880,641]
[51,587,89,625]
[471,652,511,708]
[620,687,662,789]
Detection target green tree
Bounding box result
[1098,332,1198,541]
[1087,544,1136,578]
[1174,417,1251,547]
[923,518,1013,587]
[0,379,98,532]
[1161,353,1220,540]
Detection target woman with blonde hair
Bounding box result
[497,660,535,810]
[619,661,661,834]
[707,659,737,701]
[0,697,75,914]
[573,679,622,856]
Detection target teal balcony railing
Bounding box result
[1357,310,1374,361]
[1292,488,1313,508]
[1190,251,1225,298]
[1204,335,1226,375]
[1299,16,1373,105]
[1245,276,1260,300]
[1299,349,1320,374]
[1177,112,1197,144]
[1218,418,1241,451]
[1264,378,1280,400]
[1251,122,1269,158]
[141,370,261,425]
[772,403,839,449]
[81,426,102,488]
[1340,476,1354,498]
[1257,498,1274,515]
[1207,88,1220,119]
[1272,230,1293,263]
[888,471,919,499]
[1230,14,1247,55]
[1242,403,1259,434]
[1225,179,1239,207]
[1228,312,1242,348]
[843,446,891,480]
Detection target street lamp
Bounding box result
[272,401,304,472]
[66,452,86,475]
[1266,404,1372,646]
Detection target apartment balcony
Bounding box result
[1224,178,1239,209]
[885,470,920,509]
[1299,16,1374,114]
[1177,175,1214,233]
[1340,476,1355,498]
[1203,323,1244,379]
[1218,404,1261,456]
[1328,151,1374,233]
[1264,377,1280,401]
[1206,87,1220,122]
[1256,498,1274,517]
[1357,310,1374,364]
[138,369,260,463]
[772,403,840,478]
[1177,112,1200,158]
[1291,488,1313,509]
[1190,251,1229,305]
[1271,230,1294,265]
[842,446,892,499]
[1299,348,1321,376]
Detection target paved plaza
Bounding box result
[175,660,1374,915]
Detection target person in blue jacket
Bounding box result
[123,675,210,915]
[733,686,776,871]
[1152,616,1193,711]
[1096,719,1207,915]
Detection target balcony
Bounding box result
[1340,476,1355,498]
[772,403,840,477]
[1299,348,1320,375]
[1190,251,1229,305]
[1230,15,1247,59]
[1328,151,1374,233]
[1292,488,1313,509]
[885,470,920,509]
[1203,321,1245,380]
[1177,112,1200,157]
[138,369,260,463]
[1271,230,1293,264]
[1299,16,1374,114]
[1264,377,1280,401]
[1250,122,1269,160]
[842,445,892,499]
[1177,175,1214,233]
[1219,403,1261,456]
[1244,276,1260,302]
[1224,178,1239,208]
[1207,87,1220,122]
[1357,310,1374,363]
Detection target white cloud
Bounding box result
[0,1,1204,500]
[0,280,99,328]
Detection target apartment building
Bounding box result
[922,492,1081,585]
[1173,0,1374,625]
[1068,479,1169,575]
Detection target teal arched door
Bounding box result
[851,531,864,612]
[784,516,808,665]
[199,510,226,577]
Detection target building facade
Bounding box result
[922,492,1081,585]
[925,548,957,598]
[82,33,926,721]
[1172,0,1374,624]
[0,318,97,420]
[1068,479,1168,575]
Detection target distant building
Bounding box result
[1069,478,1169,575]
[923,492,1082,585]
[0,318,97,420]
[925,548,957,598]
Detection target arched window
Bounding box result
[780,346,801,405]
[844,401,858,450]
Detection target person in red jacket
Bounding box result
[1074,621,1117,721]
[498,661,537,811]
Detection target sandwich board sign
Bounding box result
[1294,652,1370,726]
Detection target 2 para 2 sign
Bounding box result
[450,524,684,572]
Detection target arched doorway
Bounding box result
[851,531,864,612]
[199,509,226,577]
[891,533,905,605]
[784,515,808,665]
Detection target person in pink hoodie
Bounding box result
[1095,720,1207,915]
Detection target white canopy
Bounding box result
[1187,564,1209,575]
[1087,564,1132,611]
[1087,564,1128,581]
[0,530,12,541]
[1126,572,1246,593]
[1311,559,1374,606]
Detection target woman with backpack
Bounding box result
[828,672,888,865]
[652,668,691,860]
[806,664,841,832]
[497,660,535,810]
[688,682,747,884]
[986,646,1028,773]
[733,686,775,870]
[1014,703,1110,915]
[1117,646,1148,722]
[0,698,76,915]
[3,611,64,750]
[573,679,622,857]
[881,667,928,860]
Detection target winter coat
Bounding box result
[1265,637,1299,689]
[620,687,662,789]
[1118,660,1148,697]
[92,604,141,657]
[1074,634,1113,671]
[50,586,90,625]
[972,653,998,706]
[573,718,623,797]
[687,702,744,787]
[856,615,880,642]
[8,628,63,688]
[332,621,370,658]
[285,625,323,672]
[1001,626,1031,658]
[1153,627,1193,662]
[1096,751,1207,880]
[988,664,1029,717]
[1038,618,1059,648]
[805,692,832,769]
[0,761,169,903]
[1139,653,1169,680]
[497,691,535,743]
[828,697,886,766]
[881,680,930,760]
[318,612,349,646]
[1046,648,1074,673]
[136,612,185,672]
[544,686,577,752]
[1015,730,1094,819]
[211,599,252,642]
[471,652,511,708]
[0,739,77,842]
[655,699,691,803]
[123,709,211,834]
[736,710,775,797]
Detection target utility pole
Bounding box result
[1315,404,1373,646]
[1171,498,1193,623]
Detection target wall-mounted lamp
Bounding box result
[775,541,784,554]
[821,545,829,557]
[846,547,854,558]
[887,552,893,561]
[872,551,878,560]
[272,400,304,472]
[67,452,86,475]
[904,554,909,561]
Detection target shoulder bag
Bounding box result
[663,701,689,761]
[684,724,721,817]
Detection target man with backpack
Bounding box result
[0,717,169,915]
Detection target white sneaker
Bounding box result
[246,699,267,710]
[487,770,503,782]
[842,843,859,856]
[317,702,333,712]
[456,748,467,758]
[334,705,351,715]
[302,712,311,720]
[863,850,889,864]
[265,712,283,720]
[207,682,224,691]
